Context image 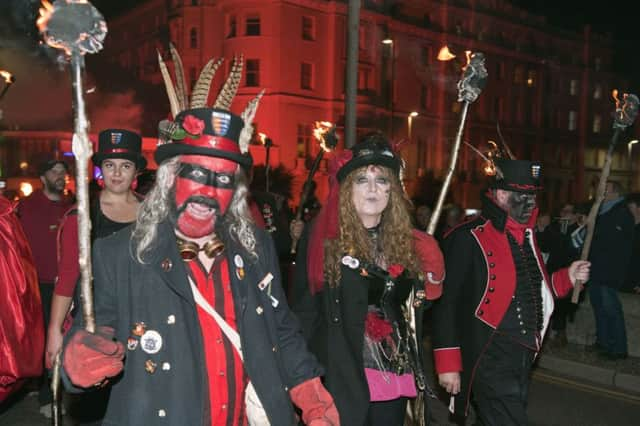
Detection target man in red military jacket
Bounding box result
[432,159,590,425]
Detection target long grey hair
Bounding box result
[132,157,257,263]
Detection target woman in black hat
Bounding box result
[45,129,146,422]
[291,132,445,425]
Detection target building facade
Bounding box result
[2,0,637,210]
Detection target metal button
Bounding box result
[272,346,277,352]
[161,259,172,271]
[284,386,289,391]
[216,338,223,344]
[158,409,166,417]
[219,371,225,376]
[490,274,496,280]
[332,317,340,323]
[519,321,524,326]
[335,299,340,304]
[487,251,493,256]
[516,307,522,312]
[221,404,227,410]
[490,263,495,268]
[167,315,176,324]
[256,306,263,315]
[479,227,484,232]
[484,298,490,304]
[521,330,527,335]
[477,310,484,316]
[488,287,495,292]
[162,362,171,371]
[517,314,522,319]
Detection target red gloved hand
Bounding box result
[290,377,340,426]
[63,326,125,388]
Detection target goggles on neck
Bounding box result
[176,235,225,261]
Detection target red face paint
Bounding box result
[174,155,237,238]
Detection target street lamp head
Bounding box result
[629,139,638,147]
[382,38,393,45]
[409,111,419,117]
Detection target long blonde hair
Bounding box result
[324,165,420,287]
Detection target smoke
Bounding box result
[0,0,144,132]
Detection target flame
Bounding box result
[36,0,54,34]
[437,46,456,61]
[463,50,472,69]
[258,132,267,145]
[313,121,334,152]
[0,70,13,84]
[612,89,620,108]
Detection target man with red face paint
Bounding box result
[431,158,591,425]
[59,105,339,426]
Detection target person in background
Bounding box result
[625,193,640,294]
[292,133,445,425]
[583,181,634,360]
[17,158,72,415]
[46,129,146,423]
[432,159,590,425]
[435,203,464,241]
[413,200,433,232]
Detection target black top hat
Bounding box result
[38,159,69,176]
[154,108,253,170]
[491,158,543,193]
[336,132,401,182]
[93,129,147,170]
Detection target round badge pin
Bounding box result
[140,330,163,354]
[234,254,244,268]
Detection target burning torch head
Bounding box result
[37,0,107,56]
[457,52,488,103]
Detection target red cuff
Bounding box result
[433,347,462,373]
[551,268,573,298]
[413,230,445,300]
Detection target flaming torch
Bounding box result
[0,70,16,101]
[570,90,639,304]
[290,121,338,254]
[37,1,107,423]
[258,132,273,193]
[427,50,487,235]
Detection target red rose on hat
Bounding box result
[182,115,205,136]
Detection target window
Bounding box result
[594,84,602,99]
[358,67,371,91]
[420,46,431,67]
[189,67,196,91]
[296,123,313,158]
[301,63,313,90]
[302,16,315,41]
[568,111,577,131]
[514,66,524,84]
[593,114,602,133]
[190,27,198,48]
[594,57,602,71]
[570,79,578,96]
[420,84,430,109]
[493,97,504,121]
[497,62,505,80]
[227,15,237,38]
[245,59,260,87]
[526,70,536,87]
[246,15,261,36]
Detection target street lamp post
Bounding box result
[382,37,394,137]
[407,111,418,140]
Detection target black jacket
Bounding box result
[589,199,634,288]
[62,220,322,425]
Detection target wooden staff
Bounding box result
[570,91,639,303]
[427,52,488,235]
[37,1,107,423]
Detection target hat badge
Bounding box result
[211,111,231,136]
[531,164,541,178]
[111,132,123,145]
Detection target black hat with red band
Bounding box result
[93,129,147,170]
[491,158,543,193]
[154,108,253,171]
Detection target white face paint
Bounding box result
[351,165,391,228]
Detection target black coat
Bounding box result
[589,199,635,288]
[62,220,322,425]
[291,227,435,426]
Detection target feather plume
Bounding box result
[169,43,188,111]
[190,58,224,108]
[496,121,516,159]
[238,90,264,154]
[214,55,244,110]
[157,50,180,118]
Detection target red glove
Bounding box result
[290,377,340,426]
[63,326,125,388]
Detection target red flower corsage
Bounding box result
[388,263,404,279]
[182,115,205,136]
[365,312,393,342]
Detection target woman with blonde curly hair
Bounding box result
[292,132,445,425]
